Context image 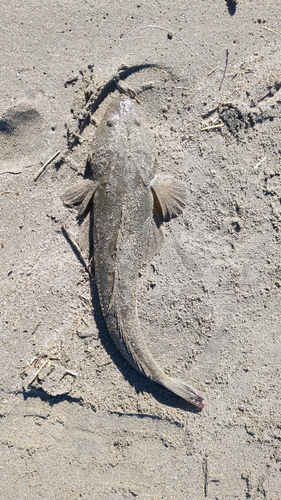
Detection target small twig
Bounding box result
[230,62,247,80]
[72,316,82,338]
[81,316,89,327]
[27,359,50,386]
[201,123,224,131]
[203,456,208,498]
[34,150,61,181]
[61,369,77,378]
[253,156,267,170]
[219,49,229,92]
[79,294,92,307]
[96,360,112,368]
[61,225,93,278]
[261,26,279,35]
[30,320,42,335]
[207,67,218,77]
[29,357,38,367]
[32,353,46,367]
[201,107,218,120]
[1,191,20,195]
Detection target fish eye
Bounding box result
[107,119,114,127]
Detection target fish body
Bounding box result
[63,94,204,409]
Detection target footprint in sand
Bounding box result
[0,104,43,174]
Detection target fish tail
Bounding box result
[157,374,205,409]
[107,301,205,409]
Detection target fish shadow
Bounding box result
[21,388,83,406]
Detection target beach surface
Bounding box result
[1,1,280,498]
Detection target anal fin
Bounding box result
[142,217,164,265]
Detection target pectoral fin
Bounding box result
[62,178,99,216]
[150,176,187,221]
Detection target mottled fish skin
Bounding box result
[63,94,204,409]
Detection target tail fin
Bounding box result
[158,374,205,409]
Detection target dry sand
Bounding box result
[1,1,280,498]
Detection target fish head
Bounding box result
[90,94,156,188]
[104,94,139,131]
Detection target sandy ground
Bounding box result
[1,1,281,499]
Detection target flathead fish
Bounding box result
[63,94,204,409]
